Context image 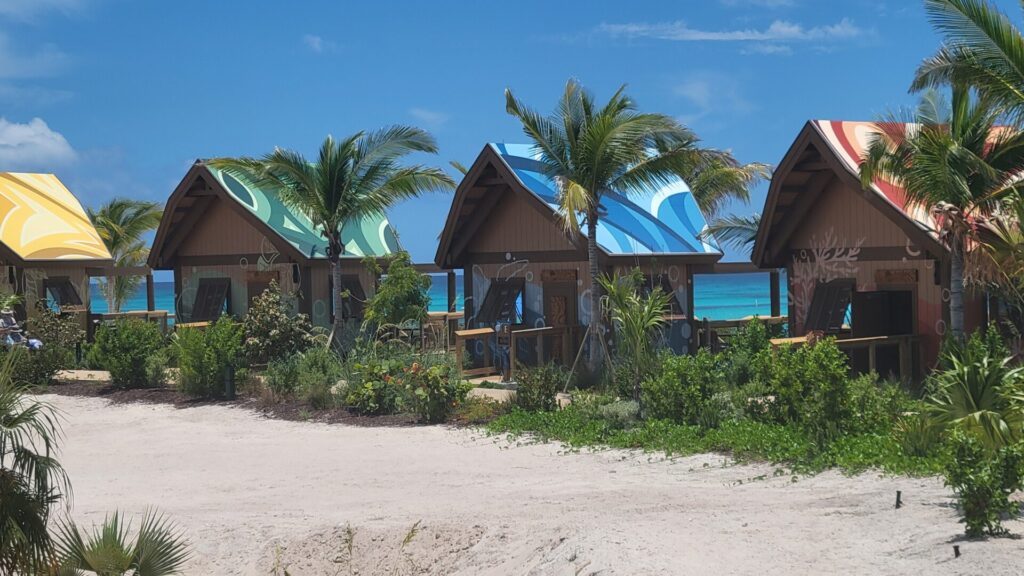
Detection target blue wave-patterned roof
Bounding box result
[491,143,721,255]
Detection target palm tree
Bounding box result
[210,128,455,349]
[53,510,191,576]
[912,0,1024,119]
[701,213,761,253]
[88,199,163,313]
[859,85,1024,341]
[0,349,70,573]
[505,80,767,370]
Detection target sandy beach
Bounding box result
[47,394,1022,575]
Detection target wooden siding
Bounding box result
[790,180,916,249]
[469,260,590,328]
[177,197,272,258]
[472,190,576,254]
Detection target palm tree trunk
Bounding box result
[329,256,345,352]
[105,277,116,313]
[950,235,965,342]
[586,211,602,374]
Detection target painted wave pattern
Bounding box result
[0,173,111,261]
[205,165,399,259]
[492,143,720,256]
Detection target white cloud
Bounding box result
[597,17,865,43]
[741,43,793,55]
[674,73,753,125]
[0,117,77,170]
[302,34,338,54]
[0,0,84,20]
[0,34,69,78]
[409,107,449,128]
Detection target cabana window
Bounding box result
[190,277,231,322]
[43,277,83,309]
[476,278,524,325]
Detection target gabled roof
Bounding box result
[435,144,721,268]
[149,162,400,268]
[0,173,111,264]
[752,121,948,268]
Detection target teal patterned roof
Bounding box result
[204,164,400,259]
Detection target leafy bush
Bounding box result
[400,361,471,423]
[642,349,725,426]
[363,251,431,328]
[597,400,640,430]
[174,316,242,398]
[265,354,301,398]
[16,306,84,386]
[242,280,313,365]
[928,327,1024,450]
[514,363,564,412]
[723,317,770,388]
[944,429,1024,537]
[846,375,912,435]
[343,357,405,415]
[296,346,343,409]
[895,411,944,458]
[452,396,512,425]
[88,319,165,388]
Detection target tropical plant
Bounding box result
[0,349,70,574]
[642,349,729,426]
[701,213,761,253]
[362,251,431,328]
[241,280,313,365]
[88,319,166,389]
[87,199,163,313]
[913,0,1024,119]
[18,304,85,387]
[505,80,767,371]
[944,429,1024,537]
[860,85,1024,340]
[53,509,191,575]
[597,270,671,415]
[927,328,1024,450]
[400,361,470,424]
[514,363,564,412]
[173,316,242,398]
[209,129,455,351]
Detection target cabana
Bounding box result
[753,120,986,380]
[435,143,722,373]
[0,173,112,323]
[148,161,400,327]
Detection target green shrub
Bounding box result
[401,361,471,423]
[88,319,165,389]
[642,349,725,425]
[20,306,84,386]
[296,347,343,409]
[265,355,301,398]
[846,375,912,435]
[174,316,242,398]
[597,400,640,430]
[723,317,770,388]
[944,429,1024,537]
[343,357,405,415]
[363,251,432,328]
[514,363,564,412]
[894,411,943,458]
[927,327,1024,450]
[242,280,313,365]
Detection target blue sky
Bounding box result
[0,0,1017,276]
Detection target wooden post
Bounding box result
[509,332,517,382]
[769,270,781,318]
[447,270,456,313]
[146,273,155,311]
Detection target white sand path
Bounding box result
[45,394,1023,575]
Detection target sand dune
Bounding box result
[47,395,1021,575]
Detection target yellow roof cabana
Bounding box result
[0,173,111,264]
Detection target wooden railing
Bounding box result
[508,325,578,381]
[697,316,788,352]
[455,324,580,381]
[770,333,916,383]
[88,310,171,339]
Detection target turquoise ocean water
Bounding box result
[91,271,786,321]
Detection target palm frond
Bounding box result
[701,213,762,252]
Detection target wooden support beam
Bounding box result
[770,270,781,318]
[146,273,155,311]
[450,188,504,260]
[447,270,456,313]
[766,171,833,262]
[162,195,215,260]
